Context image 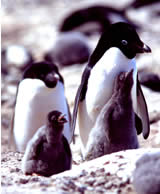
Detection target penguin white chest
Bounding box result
[86,47,137,120]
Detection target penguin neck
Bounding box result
[113,84,133,105]
[46,124,63,144]
[90,47,136,77]
[89,32,113,66]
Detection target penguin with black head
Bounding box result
[10,61,72,152]
[22,110,72,177]
[85,70,139,160]
[72,22,151,156]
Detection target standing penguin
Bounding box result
[85,70,139,160]
[72,22,151,156]
[10,61,72,152]
[22,110,72,177]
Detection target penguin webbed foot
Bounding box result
[135,113,143,135]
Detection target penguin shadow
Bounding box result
[21,110,72,177]
[84,69,139,161]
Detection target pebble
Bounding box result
[104,182,113,189]
[85,177,96,185]
[19,178,29,184]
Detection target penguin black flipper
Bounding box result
[135,113,143,135]
[66,100,74,142]
[23,127,46,160]
[62,136,72,168]
[71,66,91,135]
[137,78,150,139]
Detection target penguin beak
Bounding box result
[135,42,151,53]
[142,44,152,53]
[58,114,67,124]
[45,72,59,88]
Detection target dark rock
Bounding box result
[44,32,91,67]
[138,70,160,92]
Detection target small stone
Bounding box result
[95,186,106,193]
[79,170,88,177]
[1,158,7,162]
[30,177,40,182]
[77,185,86,193]
[93,177,106,186]
[61,185,69,191]
[10,168,20,173]
[104,182,113,189]
[19,178,29,184]
[115,188,121,194]
[41,187,47,192]
[85,177,95,185]
[90,171,96,177]
[7,85,17,95]
[40,180,50,187]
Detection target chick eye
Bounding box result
[121,40,128,46]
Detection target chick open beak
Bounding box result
[58,114,68,124]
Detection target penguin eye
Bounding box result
[121,40,128,46]
[50,115,56,122]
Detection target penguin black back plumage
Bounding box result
[85,70,139,160]
[22,110,72,177]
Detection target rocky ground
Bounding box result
[1,0,160,193]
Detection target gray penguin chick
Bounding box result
[133,151,160,194]
[84,69,139,160]
[22,110,72,177]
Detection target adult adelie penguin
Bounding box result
[22,110,72,177]
[72,22,151,156]
[10,61,72,152]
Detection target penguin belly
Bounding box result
[13,79,70,152]
[78,47,137,152]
